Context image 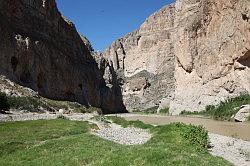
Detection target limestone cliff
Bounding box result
[170,0,250,114]
[104,0,250,114]
[0,0,126,113]
[104,5,176,111]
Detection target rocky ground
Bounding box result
[93,123,151,145]
[0,112,250,165]
[0,112,58,122]
[209,133,250,166]
[0,112,96,122]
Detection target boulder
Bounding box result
[58,109,67,114]
[235,105,250,122]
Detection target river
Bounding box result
[121,114,250,141]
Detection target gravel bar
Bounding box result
[0,113,96,122]
[209,133,250,166]
[94,124,152,145]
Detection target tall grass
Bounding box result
[181,94,250,121]
[158,107,170,115]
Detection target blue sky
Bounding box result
[56,0,175,51]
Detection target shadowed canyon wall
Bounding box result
[0,0,126,113]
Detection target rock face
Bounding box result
[170,0,250,114]
[104,5,176,111]
[0,0,126,113]
[104,0,250,114]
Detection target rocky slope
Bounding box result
[104,0,250,114]
[0,0,125,113]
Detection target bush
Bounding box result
[158,108,169,114]
[142,106,158,114]
[180,110,199,116]
[57,115,68,120]
[3,95,102,113]
[7,96,44,112]
[174,123,208,148]
[107,116,153,129]
[181,94,250,121]
[0,92,10,111]
[203,94,250,120]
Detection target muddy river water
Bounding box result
[122,114,250,141]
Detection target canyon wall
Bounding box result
[170,0,250,114]
[0,0,126,113]
[104,0,250,114]
[104,5,176,111]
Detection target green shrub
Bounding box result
[180,110,200,116]
[3,95,102,113]
[107,116,153,129]
[132,107,169,115]
[86,107,102,114]
[57,115,68,120]
[131,109,140,113]
[204,94,250,120]
[44,98,102,114]
[181,94,250,121]
[0,92,10,111]
[7,96,44,112]
[159,107,169,114]
[142,106,158,114]
[173,123,208,148]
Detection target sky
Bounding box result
[56,0,175,51]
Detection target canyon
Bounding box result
[0,0,250,115]
[104,0,250,114]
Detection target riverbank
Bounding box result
[0,116,230,166]
[1,112,250,165]
[116,114,250,141]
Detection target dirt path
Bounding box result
[118,114,250,141]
